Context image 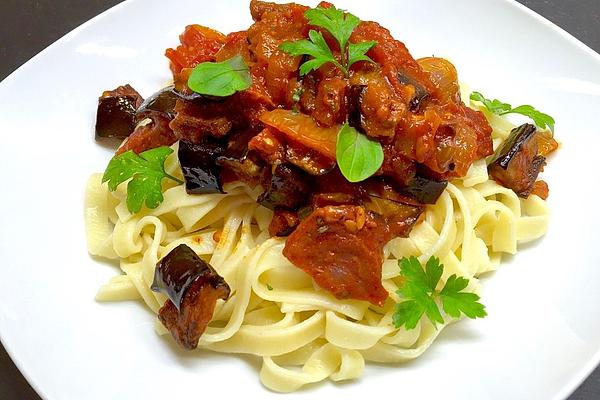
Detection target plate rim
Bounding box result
[1,1,599,399]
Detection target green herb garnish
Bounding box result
[266,284,274,291]
[102,147,183,214]
[393,256,487,330]
[187,55,252,97]
[281,5,382,182]
[336,123,384,182]
[279,5,377,77]
[470,91,555,133]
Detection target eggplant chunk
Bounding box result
[151,244,230,311]
[397,175,448,204]
[95,84,143,140]
[259,164,313,210]
[488,124,546,197]
[216,129,269,188]
[363,196,424,238]
[348,85,367,132]
[151,244,230,350]
[136,85,206,121]
[397,73,430,112]
[178,139,225,194]
[286,140,336,176]
[365,176,447,205]
[268,209,300,237]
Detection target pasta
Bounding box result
[85,107,550,392]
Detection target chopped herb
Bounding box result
[266,284,274,291]
[392,256,487,330]
[291,87,305,112]
[336,123,384,182]
[292,87,305,103]
[187,55,252,97]
[470,91,555,133]
[102,147,182,213]
[280,5,377,77]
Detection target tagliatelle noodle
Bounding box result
[85,107,550,392]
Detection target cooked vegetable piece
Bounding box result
[268,209,300,236]
[96,84,143,140]
[363,196,423,237]
[260,109,338,159]
[248,127,286,164]
[530,180,549,200]
[178,139,225,194]
[165,25,226,77]
[311,77,349,127]
[488,123,548,197]
[283,205,390,306]
[348,71,404,138]
[416,57,458,105]
[285,140,336,175]
[396,72,430,112]
[347,84,367,131]
[116,112,177,155]
[217,129,269,188]
[311,192,361,208]
[259,164,314,210]
[135,85,205,121]
[397,175,448,204]
[151,244,230,349]
[170,98,237,141]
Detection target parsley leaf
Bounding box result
[470,91,555,132]
[336,123,384,182]
[279,30,343,76]
[347,40,377,68]
[470,91,512,114]
[440,275,487,319]
[393,256,487,330]
[280,5,377,77]
[102,147,183,214]
[187,55,252,97]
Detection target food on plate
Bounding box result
[85,0,557,392]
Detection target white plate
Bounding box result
[1,0,599,399]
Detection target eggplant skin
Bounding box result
[178,139,225,194]
[396,73,430,112]
[348,85,367,132]
[95,84,143,140]
[152,244,230,350]
[136,85,206,121]
[95,95,139,140]
[151,244,230,311]
[259,164,314,210]
[488,123,546,197]
[397,175,447,204]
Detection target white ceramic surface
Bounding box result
[1,0,599,399]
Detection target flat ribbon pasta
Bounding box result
[85,112,550,391]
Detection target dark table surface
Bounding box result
[0,0,599,399]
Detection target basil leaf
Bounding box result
[336,123,384,182]
[187,55,252,97]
